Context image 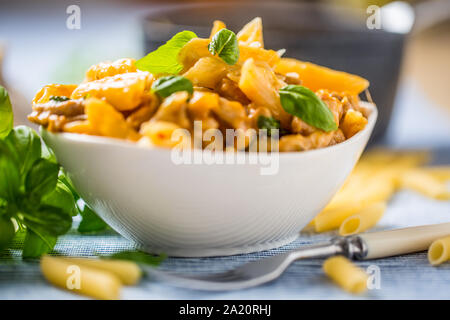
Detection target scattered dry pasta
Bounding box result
[428,236,450,266]
[310,149,450,234]
[323,256,368,294]
[338,202,386,236]
[40,255,122,300]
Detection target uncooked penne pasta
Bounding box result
[314,202,365,233]
[400,169,450,200]
[62,258,142,285]
[40,255,121,300]
[323,256,368,294]
[428,236,450,266]
[339,202,386,236]
[422,166,450,182]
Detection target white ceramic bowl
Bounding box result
[42,102,377,257]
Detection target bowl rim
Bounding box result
[41,102,377,159]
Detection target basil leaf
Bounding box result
[208,28,239,65]
[152,75,193,98]
[136,30,197,75]
[25,158,60,204]
[42,181,77,217]
[22,229,56,259]
[257,116,281,137]
[0,85,13,139]
[42,142,57,163]
[77,201,107,233]
[4,126,42,179]
[103,250,166,266]
[49,96,70,102]
[0,216,15,251]
[58,169,80,201]
[279,85,337,132]
[0,141,21,201]
[23,205,72,237]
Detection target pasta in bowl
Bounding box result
[30,18,371,153]
[34,18,377,256]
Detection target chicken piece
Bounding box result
[315,89,346,126]
[151,91,191,129]
[28,98,85,131]
[32,84,78,106]
[32,99,84,117]
[329,129,346,145]
[212,97,248,130]
[126,92,159,130]
[238,58,291,128]
[71,71,153,111]
[291,116,316,136]
[84,58,136,82]
[279,131,338,152]
[216,78,250,105]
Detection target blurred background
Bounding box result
[0,0,449,148]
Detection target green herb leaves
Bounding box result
[0,216,15,251]
[0,126,77,258]
[77,201,108,233]
[208,28,240,65]
[136,31,197,75]
[152,75,193,98]
[279,85,337,132]
[0,85,13,139]
[257,116,281,137]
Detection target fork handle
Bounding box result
[357,222,450,260]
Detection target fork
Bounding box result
[142,223,450,291]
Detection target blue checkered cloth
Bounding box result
[1,162,450,299]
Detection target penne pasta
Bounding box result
[61,258,142,285]
[40,255,121,300]
[323,256,368,294]
[314,202,365,233]
[209,20,226,38]
[338,202,386,236]
[400,169,450,200]
[422,166,450,182]
[30,18,372,152]
[428,236,450,266]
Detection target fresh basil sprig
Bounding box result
[279,85,337,132]
[77,201,108,233]
[152,75,193,99]
[208,28,240,65]
[0,126,76,258]
[136,30,197,75]
[0,86,13,139]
